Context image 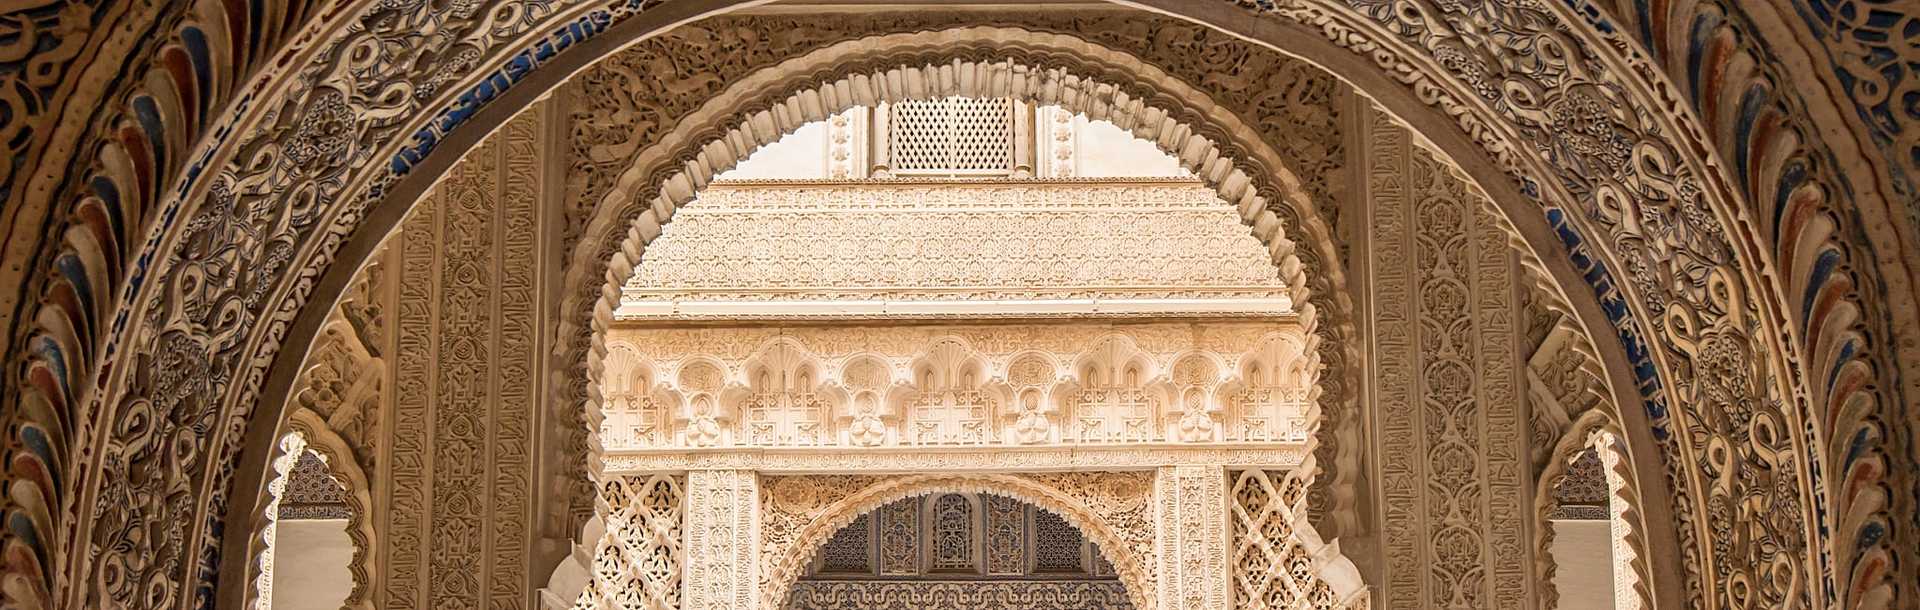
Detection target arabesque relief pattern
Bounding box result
[620,181,1292,308]
[1239,1,1909,607]
[1,1,1913,610]
[784,581,1132,610]
[686,470,761,610]
[599,322,1315,452]
[1362,107,1533,608]
[273,104,556,610]
[1154,466,1229,610]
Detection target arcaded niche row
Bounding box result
[598,321,1320,450]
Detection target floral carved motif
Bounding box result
[6,0,1911,608]
[621,181,1292,312]
[556,20,1361,542]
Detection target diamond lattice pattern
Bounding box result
[890,98,1015,175]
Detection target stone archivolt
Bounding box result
[598,321,1315,459]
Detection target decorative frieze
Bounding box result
[599,321,1313,456]
[784,580,1133,609]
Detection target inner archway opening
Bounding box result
[570,92,1359,609]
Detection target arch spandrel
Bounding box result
[0,1,1911,610]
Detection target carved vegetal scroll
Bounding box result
[372,100,555,610]
[1361,105,1533,609]
[686,470,761,610]
[1154,466,1229,610]
[559,23,1361,539]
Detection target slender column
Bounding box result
[868,102,893,178]
[1012,100,1035,178]
[684,470,761,610]
[1154,465,1230,610]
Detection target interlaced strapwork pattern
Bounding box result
[819,514,873,573]
[889,98,1015,175]
[1230,469,1344,610]
[879,499,919,575]
[572,475,684,610]
[1032,509,1089,573]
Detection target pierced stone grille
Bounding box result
[1032,509,1087,573]
[930,494,977,571]
[820,514,873,573]
[889,98,1016,175]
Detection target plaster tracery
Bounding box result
[597,321,1315,461]
[1228,469,1365,610]
[619,180,1294,318]
[554,26,1366,539]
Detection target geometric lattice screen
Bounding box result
[888,97,1015,175]
[571,475,683,610]
[1230,469,1346,610]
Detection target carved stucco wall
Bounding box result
[272,101,565,610]
[616,180,1295,317]
[0,2,1913,610]
[1360,105,1534,608]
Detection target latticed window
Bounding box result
[819,514,873,574]
[1031,509,1089,573]
[802,493,1113,581]
[888,97,1017,175]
